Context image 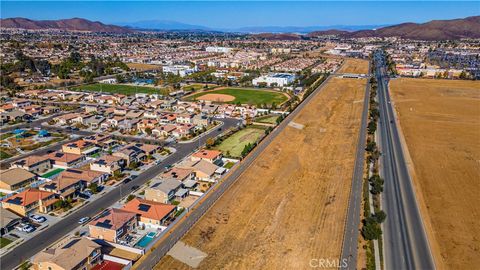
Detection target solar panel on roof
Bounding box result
[6,197,23,205]
[138,204,151,212]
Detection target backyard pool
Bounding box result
[136,231,157,248]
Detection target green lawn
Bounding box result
[0,237,13,248]
[41,168,65,178]
[214,127,265,158]
[71,83,163,95]
[186,88,288,106]
[255,115,280,124]
[0,133,13,140]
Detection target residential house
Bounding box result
[117,118,140,132]
[84,115,105,129]
[161,167,194,182]
[176,113,195,124]
[152,124,176,138]
[0,168,37,192]
[88,208,137,244]
[179,160,219,182]
[145,179,183,203]
[192,114,212,127]
[32,237,102,270]
[125,110,144,119]
[113,145,145,166]
[191,149,223,165]
[10,155,52,174]
[1,188,58,216]
[62,140,98,155]
[122,198,176,229]
[60,168,109,187]
[137,119,158,134]
[47,151,85,168]
[90,155,125,175]
[39,175,81,200]
[54,113,79,125]
[172,124,195,138]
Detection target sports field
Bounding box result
[214,126,265,157]
[72,83,161,95]
[153,77,366,269]
[186,88,289,106]
[390,78,480,270]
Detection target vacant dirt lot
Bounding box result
[126,63,162,71]
[390,78,480,270]
[337,58,369,74]
[155,77,366,269]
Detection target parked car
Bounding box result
[78,193,90,199]
[78,217,90,224]
[29,214,46,223]
[16,224,35,233]
[123,177,132,184]
[83,190,93,197]
[131,185,139,191]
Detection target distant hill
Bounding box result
[309,16,480,40]
[122,20,211,31]
[251,33,302,41]
[0,17,134,33]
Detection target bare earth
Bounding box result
[337,58,369,74]
[390,78,480,270]
[154,77,366,270]
[196,93,236,102]
[126,63,162,71]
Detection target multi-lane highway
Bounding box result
[134,75,334,270]
[340,66,370,269]
[374,51,435,270]
[0,118,240,270]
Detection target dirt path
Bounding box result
[155,77,366,270]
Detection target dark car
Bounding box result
[217,127,222,131]
[78,193,90,199]
[72,127,80,131]
[131,185,139,191]
[123,177,132,184]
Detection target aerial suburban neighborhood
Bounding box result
[0,1,479,270]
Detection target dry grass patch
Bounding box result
[154,77,366,270]
[337,58,369,74]
[390,78,480,270]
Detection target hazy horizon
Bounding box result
[1,1,478,29]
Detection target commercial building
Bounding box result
[252,73,295,87]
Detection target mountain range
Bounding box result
[1,16,479,40]
[0,17,133,33]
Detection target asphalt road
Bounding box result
[374,52,435,270]
[0,118,240,270]
[340,68,371,269]
[134,75,334,270]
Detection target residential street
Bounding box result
[0,118,240,270]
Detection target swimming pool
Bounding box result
[136,232,156,248]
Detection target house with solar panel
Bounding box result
[88,208,137,244]
[1,188,58,216]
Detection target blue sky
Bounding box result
[1,1,479,28]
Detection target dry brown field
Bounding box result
[337,58,369,74]
[390,78,480,270]
[126,63,162,71]
[154,77,366,270]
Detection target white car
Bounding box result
[30,214,46,223]
[16,224,35,233]
[78,217,90,224]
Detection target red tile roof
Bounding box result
[122,198,175,222]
